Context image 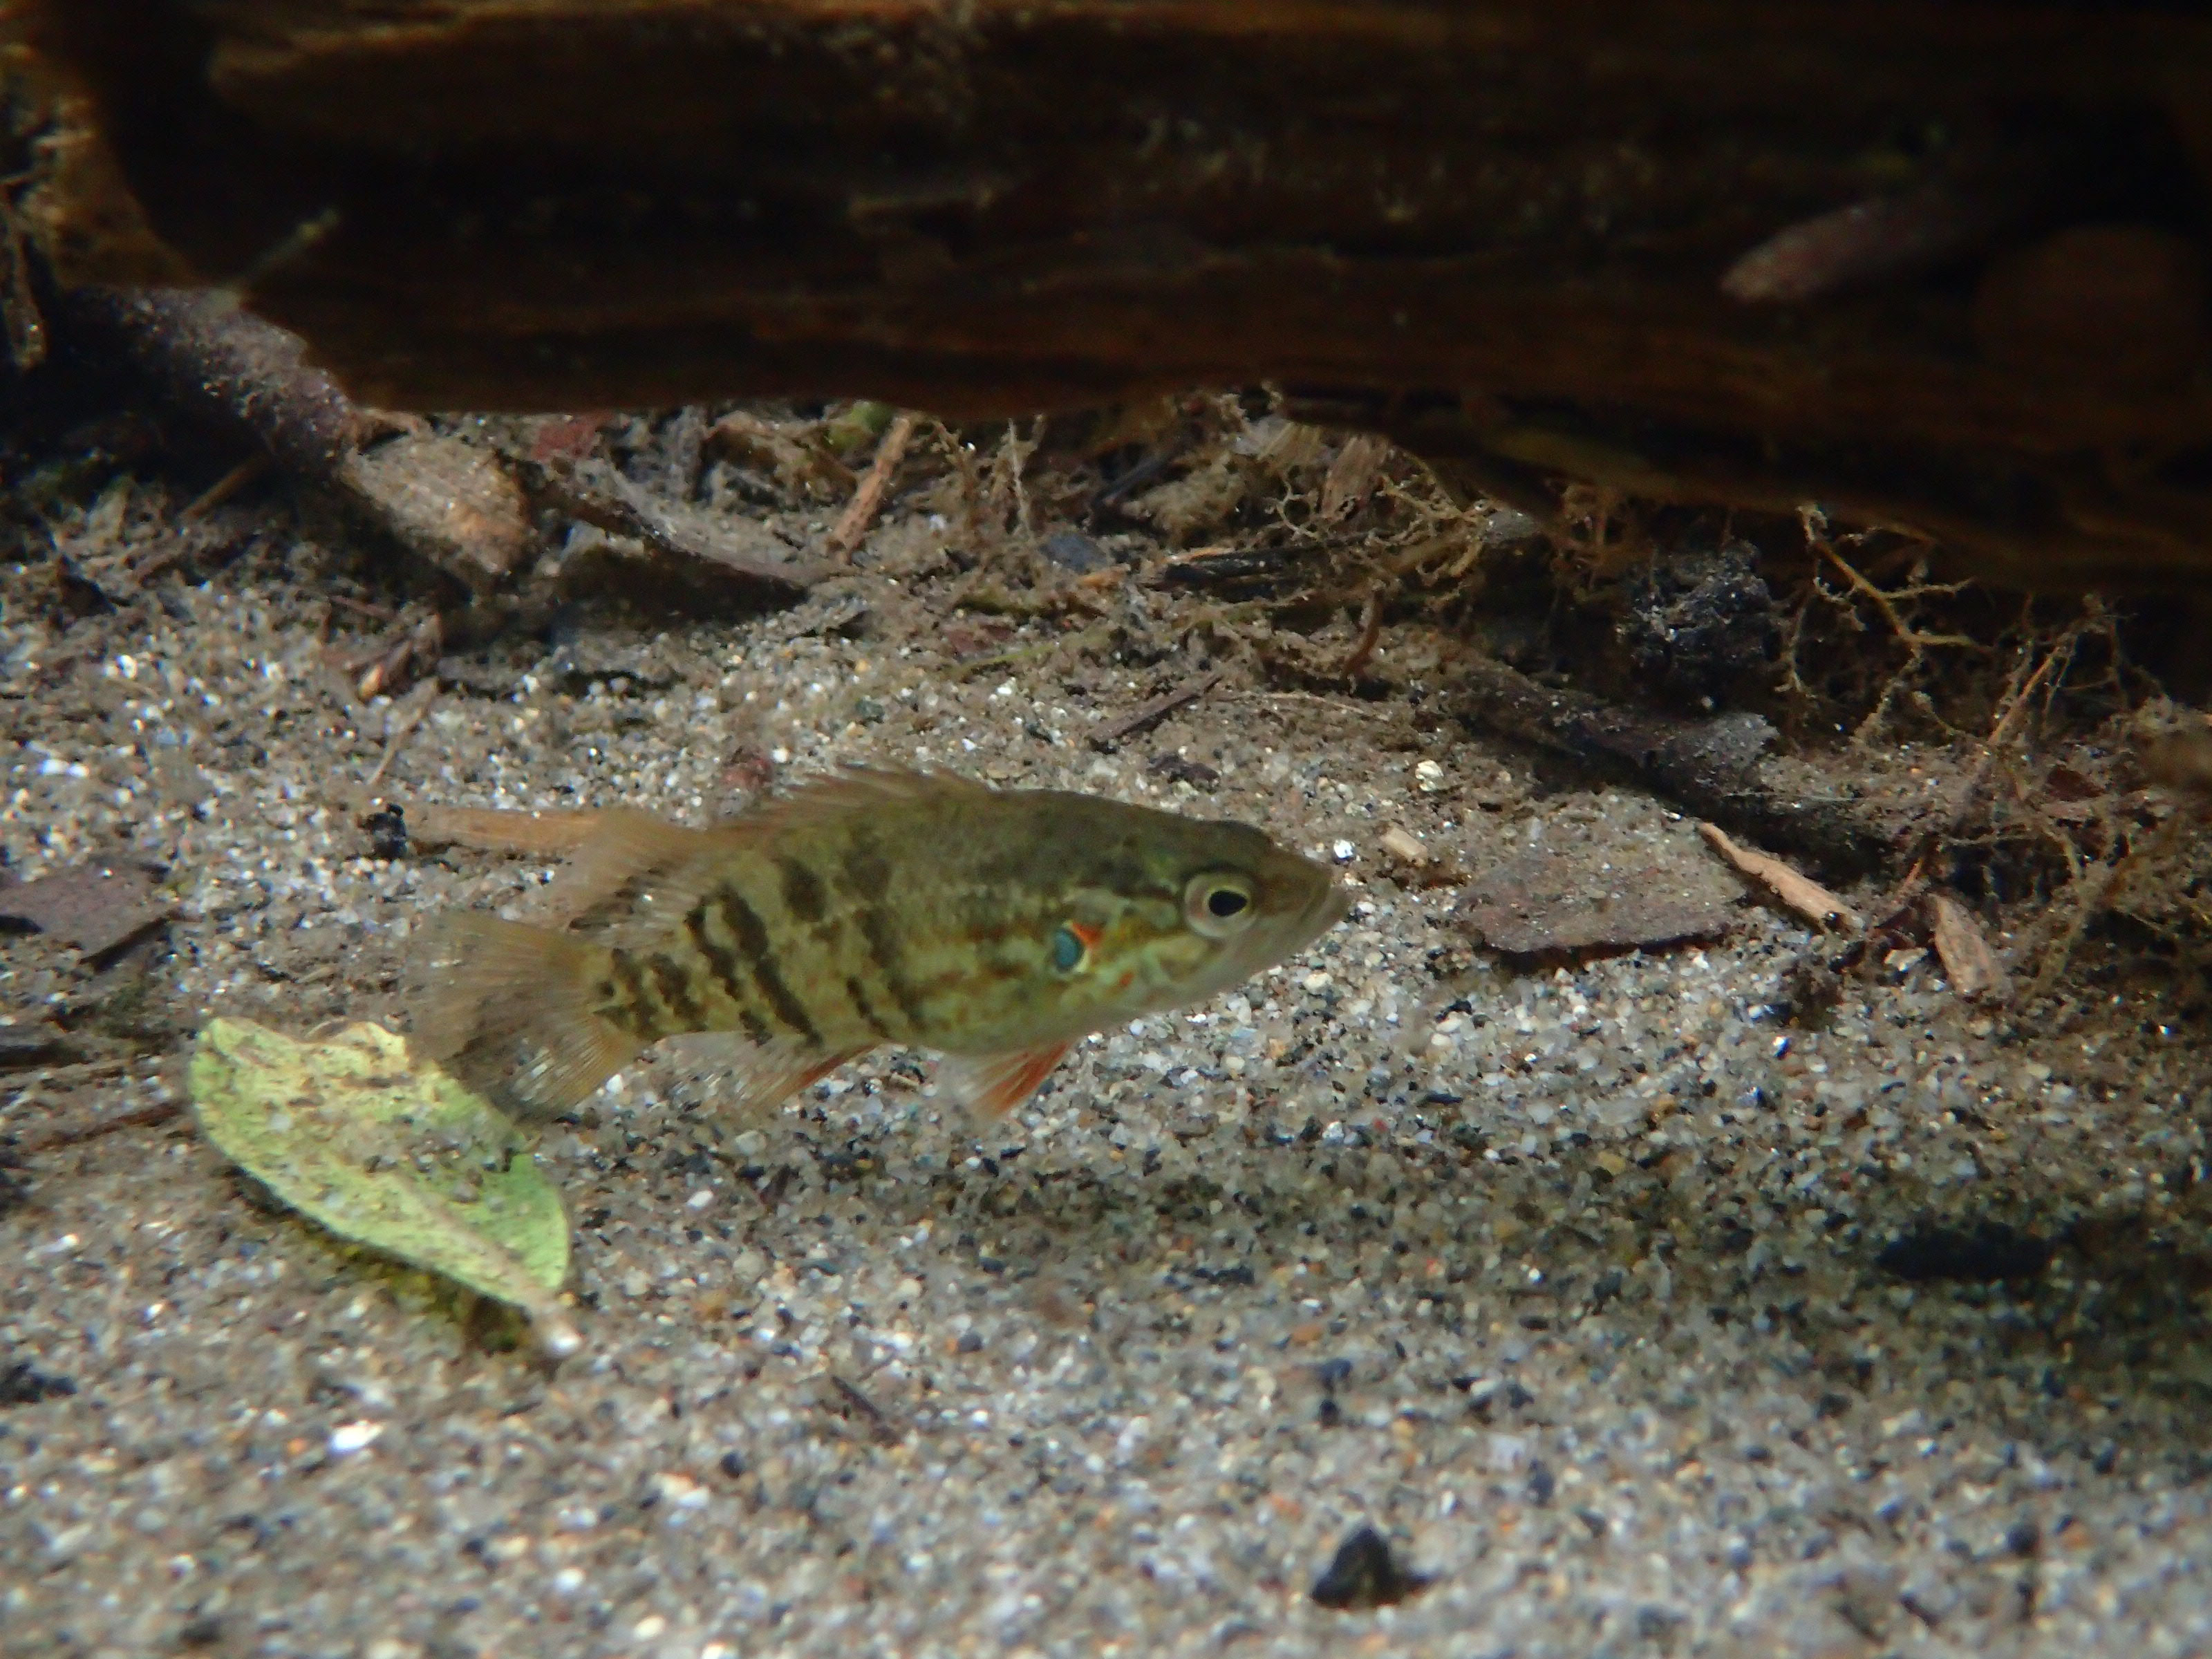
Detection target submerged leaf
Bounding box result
[189,1018,577,1356]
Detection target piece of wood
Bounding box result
[1450,654,1908,874]
[1929,891,2009,1002]
[1088,670,1224,751]
[827,412,918,555]
[15,2,2212,585]
[1698,823,1862,932]
[376,801,607,858]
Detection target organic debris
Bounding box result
[0,859,171,956]
[189,1019,577,1356]
[355,799,606,860]
[1929,893,2009,1002]
[1697,824,1861,932]
[1088,669,1224,751]
[1459,851,1736,962]
[527,453,825,603]
[1311,1526,1432,1611]
[1453,655,1897,874]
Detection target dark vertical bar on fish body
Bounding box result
[838,825,929,1039]
[603,948,664,1037]
[714,882,825,1045]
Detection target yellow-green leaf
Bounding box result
[190,1018,578,1356]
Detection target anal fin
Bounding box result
[937,1042,1074,1118]
[663,1032,871,1116]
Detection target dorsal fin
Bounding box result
[720,765,993,836]
[543,807,744,930]
[547,771,991,933]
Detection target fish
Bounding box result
[413,767,1347,1121]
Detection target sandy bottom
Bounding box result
[5,516,2211,1659]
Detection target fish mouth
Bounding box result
[1240,876,1351,980]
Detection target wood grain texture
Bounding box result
[14,1,2212,584]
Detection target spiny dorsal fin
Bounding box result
[723,765,994,836]
[548,771,992,935]
[544,807,744,929]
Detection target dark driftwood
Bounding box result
[13,1,2212,586]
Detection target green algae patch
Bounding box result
[190,1018,578,1356]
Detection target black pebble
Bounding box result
[0,1359,76,1407]
[1526,1461,1557,1505]
[364,803,409,861]
[719,1450,747,1478]
[1877,1221,2052,1284]
[1311,1525,1432,1611]
[178,1615,224,1648]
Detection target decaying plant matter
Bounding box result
[11,0,2212,587]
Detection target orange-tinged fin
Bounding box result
[937,1042,1074,1117]
[662,1031,871,1115]
[412,913,644,1118]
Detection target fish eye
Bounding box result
[1184,872,1257,938]
[1049,925,1089,973]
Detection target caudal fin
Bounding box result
[411,913,644,1117]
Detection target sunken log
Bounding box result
[11,1,2212,587]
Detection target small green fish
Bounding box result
[415,768,1347,1120]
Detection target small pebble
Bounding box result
[327,1421,384,1456]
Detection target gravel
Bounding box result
[5,518,2211,1658]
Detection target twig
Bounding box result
[1698,822,1861,930]
[10,1098,183,1158]
[385,800,606,856]
[825,1374,901,1445]
[827,412,917,555]
[363,683,438,791]
[180,453,272,521]
[1338,590,1384,678]
[62,288,535,590]
[1089,669,1224,751]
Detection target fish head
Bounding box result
[1047,811,1350,1024]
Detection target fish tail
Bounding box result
[412,913,645,1117]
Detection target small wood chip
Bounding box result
[0,1020,69,1068]
[0,860,172,955]
[1929,892,2008,1002]
[1697,822,1859,931]
[1320,432,1391,518]
[1379,825,1430,864]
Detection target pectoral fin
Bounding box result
[936,1042,1074,1117]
